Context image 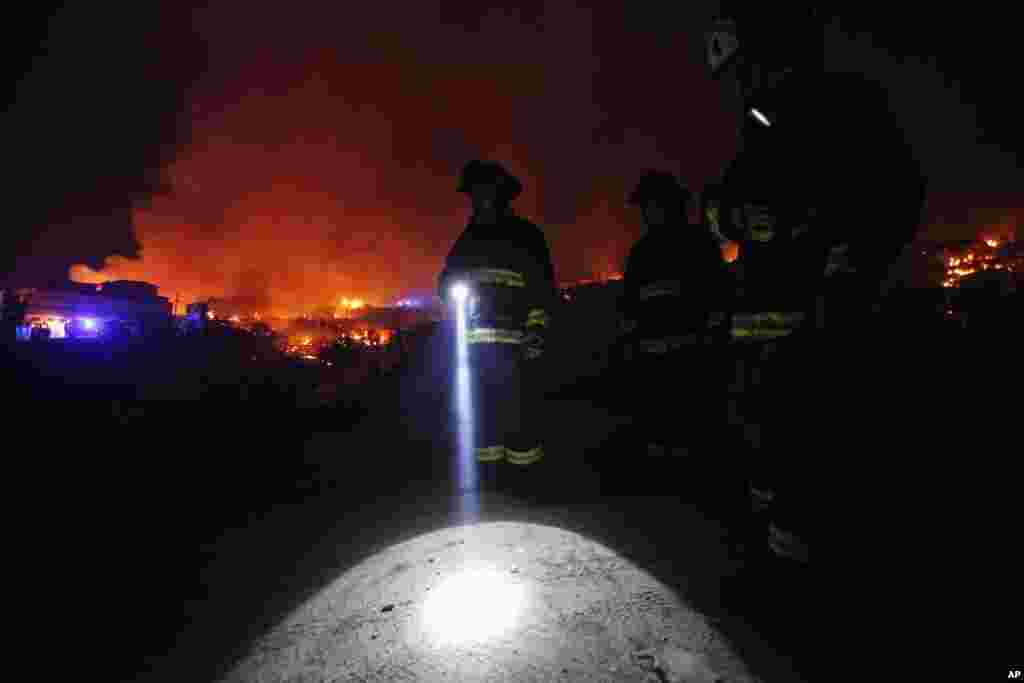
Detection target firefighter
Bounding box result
[620,171,732,468]
[705,5,927,563]
[437,160,557,496]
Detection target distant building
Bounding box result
[16,280,172,340]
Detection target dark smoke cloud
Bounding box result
[4,2,208,285]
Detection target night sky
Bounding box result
[6,3,1020,311]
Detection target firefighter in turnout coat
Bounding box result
[621,171,732,461]
[438,160,558,493]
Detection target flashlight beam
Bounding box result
[453,288,478,521]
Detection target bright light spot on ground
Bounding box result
[225,522,748,682]
[450,282,469,302]
[423,567,524,644]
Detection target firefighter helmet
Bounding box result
[628,171,692,208]
[457,160,523,200]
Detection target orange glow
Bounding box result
[722,241,739,263]
[229,315,240,323]
[335,297,366,317]
[67,264,107,286]
[206,311,214,320]
[985,239,999,248]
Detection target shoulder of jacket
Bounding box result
[513,216,550,247]
[509,215,543,234]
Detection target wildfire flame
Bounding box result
[942,233,1020,289]
[339,297,364,310]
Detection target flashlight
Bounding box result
[450,282,470,303]
[750,108,771,127]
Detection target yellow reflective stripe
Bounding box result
[731,311,805,339]
[750,228,774,242]
[526,308,549,327]
[706,206,721,231]
[731,328,793,339]
[506,446,544,465]
[468,328,524,344]
[476,446,505,462]
[468,268,526,288]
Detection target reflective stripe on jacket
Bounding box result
[505,446,544,465]
[731,311,807,340]
[466,268,526,288]
[467,328,524,345]
[476,446,505,462]
[526,308,550,328]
